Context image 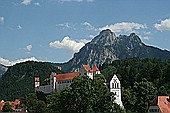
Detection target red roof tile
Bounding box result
[83,64,100,72]
[35,77,40,81]
[83,65,91,72]
[0,100,20,110]
[92,64,99,71]
[158,96,170,113]
[56,72,79,82]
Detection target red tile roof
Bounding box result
[83,65,91,72]
[83,64,99,72]
[158,96,170,113]
[56,72,79,82]
[35,77,40,81]
[92,64,99,71]
[0,100,20,111]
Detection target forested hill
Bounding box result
[100,58,170,112]
[0,61,62,100]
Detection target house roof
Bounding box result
[83,64,99,72]
[35,77,40,81]
[83,65,91,72]
[0,100,20,110]
[158,96,170,113]
[92,64,99,71]
[56,72,79,82]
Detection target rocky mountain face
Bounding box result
[59,29,170,72]
[0,64,8,77]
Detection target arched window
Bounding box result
[117,83,119,88]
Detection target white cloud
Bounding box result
[17,25,22,30]
[34,2,40,6]
[0,16,4,25]
[155,18,170,31]
[22,0,31,5]
[49,36,90,52]
[143,31,151,35]
[143,36,150,40]
[0,57,38,66]
[80,39,91,43]
[99,22,147,33]
[83,22,98,31]
[87,35,95,38]
[25,44,32,51]
[57,22,75,30]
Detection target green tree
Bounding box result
[60,76,123,113]
[24,93,47,113]
[34,100,47,113]
[47,92,61,113]
[133,78,157,113]
[24,93,38,112]
[2,103,13,112]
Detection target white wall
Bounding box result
[56,80,72,92]
[110,74,123,107]
[35,85,52,94]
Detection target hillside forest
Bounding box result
[1,58,170,112]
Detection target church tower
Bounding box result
[34,77,40,88]
[50,72,56,93]
[110,74,123,107]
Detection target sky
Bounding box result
[0,0,170,66]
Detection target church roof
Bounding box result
[158,96,170,113]
[56,72,79,82]
[83,64,91,72]
[83,64,99,72]
[92,64,99,71]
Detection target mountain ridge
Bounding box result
[57,29,170,72]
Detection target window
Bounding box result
[112,83,114,88]
[113,79,117,83]
[117,83,119,88]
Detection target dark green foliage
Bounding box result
[36,91,47,103]
[100,58,170,113]
[2,103,13,112]
[0,64,8,77]
[0,61,62,100]
[24,93,47,113]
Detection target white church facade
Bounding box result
[110,74,123,107]
[34,64,123,107]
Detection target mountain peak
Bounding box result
[128,33,142,44]
[129,33,136,37]
[99,29,112,34]
[58,30,170,72]
[91,29,116,45]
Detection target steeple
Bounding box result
[34,77,40,88]
[110,74,123,107]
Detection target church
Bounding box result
[34,64,123,107]
[110,74,123,107]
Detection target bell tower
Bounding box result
[50,72,56,93]
[110,74,123,107]
[34,77,40,88]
